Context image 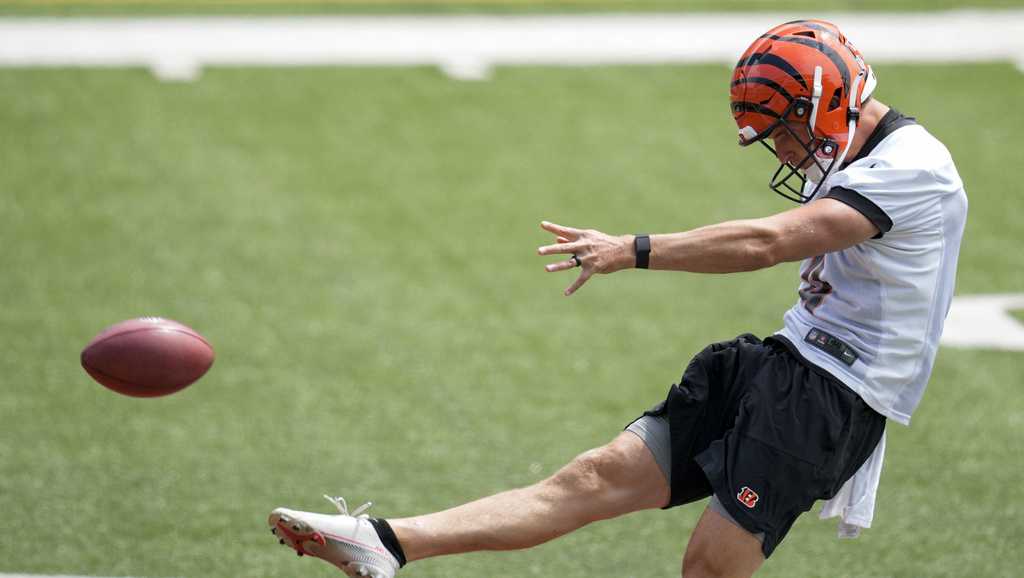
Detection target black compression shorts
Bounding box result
[635,333,885,557]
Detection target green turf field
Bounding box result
[1,61,1022,577]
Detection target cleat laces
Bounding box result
[324,494,374,518]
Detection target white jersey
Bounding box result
[776,110,968,425]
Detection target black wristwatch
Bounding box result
[634,234,651,269]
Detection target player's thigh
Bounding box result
[603,431,671,509]
[549,431,670,512]
[682,506,764,578]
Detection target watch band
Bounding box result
[634,234,651,269]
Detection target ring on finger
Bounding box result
[571,254,582,268]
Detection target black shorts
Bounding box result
[636,334,885,558]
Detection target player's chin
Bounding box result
[792,154,817,171]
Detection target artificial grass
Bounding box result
[0,62,1021,577]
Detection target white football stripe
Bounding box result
[941,294,1024,351]
[0,11,1021,81]
[0,575,147,578]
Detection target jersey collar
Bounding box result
[842,108,918,168]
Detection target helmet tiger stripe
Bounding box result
[730,20,877,202]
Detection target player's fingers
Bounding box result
[545,259,578,273]
[564,269,593,296]
[537,240,583,256]
[541,221,582,239]
[556,236,571,244]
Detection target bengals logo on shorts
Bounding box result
[736,486,760,509]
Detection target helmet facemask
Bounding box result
[755,97,841,204]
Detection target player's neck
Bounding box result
[844,99,891,161]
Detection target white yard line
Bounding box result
[0,11,1022,80]
[942,294,1024,351]
[0,575,147,578]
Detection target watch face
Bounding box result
[635,235,651,268]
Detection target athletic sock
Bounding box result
[368,518,407,567]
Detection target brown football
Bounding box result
[81,317,215,398]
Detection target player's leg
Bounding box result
[268,334,758,576]
[672,336,888,578]
[680,504,764,578]
[389,429,670,561]
[267,430,669,576]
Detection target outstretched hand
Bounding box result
[537,221,633,296]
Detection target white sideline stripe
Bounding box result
[0,11,1023,80]
[942,294,1024,351]
[0,575,146,578]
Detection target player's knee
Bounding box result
[681,548,728,578]
[680,553,711,578]
[547,444,626,496]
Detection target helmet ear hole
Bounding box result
[792,98,811,118]
[827,87,842,112]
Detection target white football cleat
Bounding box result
[269,495,401,578]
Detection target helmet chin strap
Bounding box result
[832,62,865,170]
[801,66,827,185]
[807,60,867,187]
[807,65,823,132]
[804,162,825,184]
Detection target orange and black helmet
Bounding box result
[731,20,876,202]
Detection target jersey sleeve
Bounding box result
[824,159,948,237]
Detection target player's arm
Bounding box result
[646,198,880,273]
[538,198,879,295]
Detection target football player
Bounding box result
[268,20,967,578]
